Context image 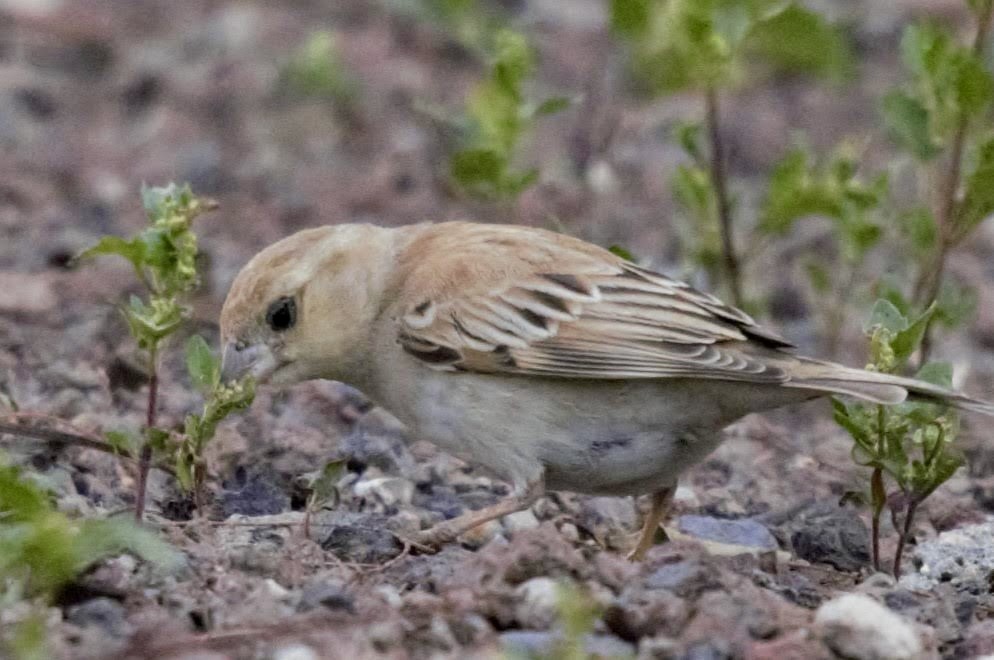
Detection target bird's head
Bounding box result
[219,224,394,387]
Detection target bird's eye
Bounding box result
[266,297,297,332]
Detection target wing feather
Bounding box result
[393,223,793,384]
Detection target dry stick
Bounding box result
[0,416,176,476]
[914,3,994,362]
[134,349,159,523]
[705,86,743,308]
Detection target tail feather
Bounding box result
[786,359,994,416]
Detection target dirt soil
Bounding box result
[2,1,994,658]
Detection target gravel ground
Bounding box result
[2,1,994,658]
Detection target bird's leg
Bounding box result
[627,485,675,561]
[407,478,544,550]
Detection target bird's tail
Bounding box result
[785,359,994,416]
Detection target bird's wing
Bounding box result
[393,222,794,384]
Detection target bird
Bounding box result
[218,221,994,560]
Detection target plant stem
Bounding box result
[914,2,994,362]
[704,87,743,308]
[870,467,884,572]
[134,347,159,522]
[892,496,919,579]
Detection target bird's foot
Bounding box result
[626,525,670,562]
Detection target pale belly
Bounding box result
[364,352,815,496]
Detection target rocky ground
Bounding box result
[2,0,994,658]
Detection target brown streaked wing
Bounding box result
[395,224,792,384]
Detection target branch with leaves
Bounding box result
[609,0,852,307]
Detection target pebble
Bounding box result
[353,476,414,508]
[65,597,128,638]
[515,577,560,628]
[500,631,635,657]
[815,593,922,660]
[789,506,870,572]
[503,509,540,534]
[298,580,355,613]
[677,515,778,550]
[272,644,317,660]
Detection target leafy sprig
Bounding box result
[833,300,962,577]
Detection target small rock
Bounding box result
[354,476,414,508]
[322,514,401,563]
[299,581,355,613]
[66,597,128,638]
[272,644,317,660]
[644,559,716,597]
[501,631,635,657]
[677,515,778,550]
[789,506,870,572]
[219,468,290,517]
[515,577,560,628]
[503,509,540,534]
[815,593,922,660]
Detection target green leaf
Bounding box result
[185,335,219,393]
[532,96,572,117]
[891,303,936,362]
[610,0,651,38]
[881,91,940,160]
[864,299,907,334]
[958,135,994,232]
[608,245,637,262]
[104,430,139,456]
[76,236,147,273]
[748,4,853,80]
[451,148,503,186]
[915,362,953,389]
[308,459,346,510]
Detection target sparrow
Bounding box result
[219,221,994,559]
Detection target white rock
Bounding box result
[273,644,317,660]
[515,577,561,628]
[263,578,290,601]
[815,593,922,660]
[503,509,540,533]
[353,477,414,507]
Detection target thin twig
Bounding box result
[0,415,176,476]
[705,86,743,308]
[914,2,994,362]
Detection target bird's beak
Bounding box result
[221,342,278,383]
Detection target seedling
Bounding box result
[174,336,255,508]
[449,29,569,199]
[299,458,346,539]
[280,31,357,108]
[78,183,216,521]
[0,453,177,658]
[833,300,962,577]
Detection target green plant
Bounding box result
[0,453,177,658]
[78,183,216,521]
[280,30,357,107]
[175,336,255,507]
[756,143,888,351]
[833,300,961,577]
[449,29,569,199]
[609,0,852,306]
[880,2,994,359]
